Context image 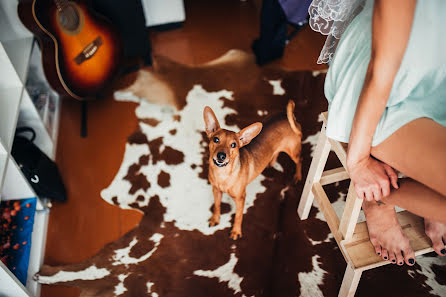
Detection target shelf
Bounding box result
[0,87,23,152]
[0,42,22,89]
[0,1,33,43]
[0,262,30,297]
[17,90,55,159]
[0,202,49,297]
[2,37,34,83]
[0,2,52,297]
[26,207,50,296]
[20,40,61,159]
[2,156,36,201]
[0,142,7,197]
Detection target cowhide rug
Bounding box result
[36,50,446,297]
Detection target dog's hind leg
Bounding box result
[292,156,302,183]
[288,145,302,183]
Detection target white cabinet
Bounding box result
[0,1,60,297]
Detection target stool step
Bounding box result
[341,211,433,271]
[320,167,350,185]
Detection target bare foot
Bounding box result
[424,218,446,256]
[363,201,415,266]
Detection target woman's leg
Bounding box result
[372,118,446,196]
[381,178,446,225]
[367,118,446,263]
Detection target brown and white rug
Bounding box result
[37,50,446,297]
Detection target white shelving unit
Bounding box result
[0,1,60,297]
[141,0,185,27]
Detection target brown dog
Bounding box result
[203,101,302,240]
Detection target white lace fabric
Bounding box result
[309,0,366,64]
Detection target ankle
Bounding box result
[362,200,379,212]
[363,200,395,219]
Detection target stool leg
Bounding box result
[338,265,362,297]
[339,182,363,241]
[298,123,331,219]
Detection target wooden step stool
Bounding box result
[297,112,435,297]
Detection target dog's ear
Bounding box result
[203,106,220,137]
[237,122,262,147]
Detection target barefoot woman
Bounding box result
[311,0,446,265]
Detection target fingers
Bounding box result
[351,159,400,201]
[360,186,383,202]
[364,190,374,202]
[372,186,382,201]
[355,185,382,202]
[357,187,382,202]
[383,163,399,189]
[379,179,390,198]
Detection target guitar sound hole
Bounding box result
[59,4,80,31]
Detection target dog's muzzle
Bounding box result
[213,158,228,167]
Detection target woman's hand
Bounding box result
[347,156,399,201]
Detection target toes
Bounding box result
[430,235,446,256]
[374,245,382,256]
[370,238,382,256]
[389,252,397,264]
[395,251,404,266]
[402,246,416,266]
[443,235,446,256]
[424,220,446,256]
[381,249,389,261]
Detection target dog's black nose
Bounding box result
[217,152,226,161]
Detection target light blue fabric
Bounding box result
[324,0,446,146]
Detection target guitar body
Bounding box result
[18,0,122,100]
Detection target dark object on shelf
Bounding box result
[18,0,123,100]
[12,127,67,202]
[252,0,310,65]
[92,0,152,67]
[0,198,37,285]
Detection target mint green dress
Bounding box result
[324,0,446,146]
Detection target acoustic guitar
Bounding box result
[18,0,122,100]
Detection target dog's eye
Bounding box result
[213,137,219,143]
[231,142,236,148]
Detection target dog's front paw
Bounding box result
[229,229,242,240]
[208,215,220,227]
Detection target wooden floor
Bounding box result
[41,0,326,296]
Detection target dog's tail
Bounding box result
[287,100,302,136]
